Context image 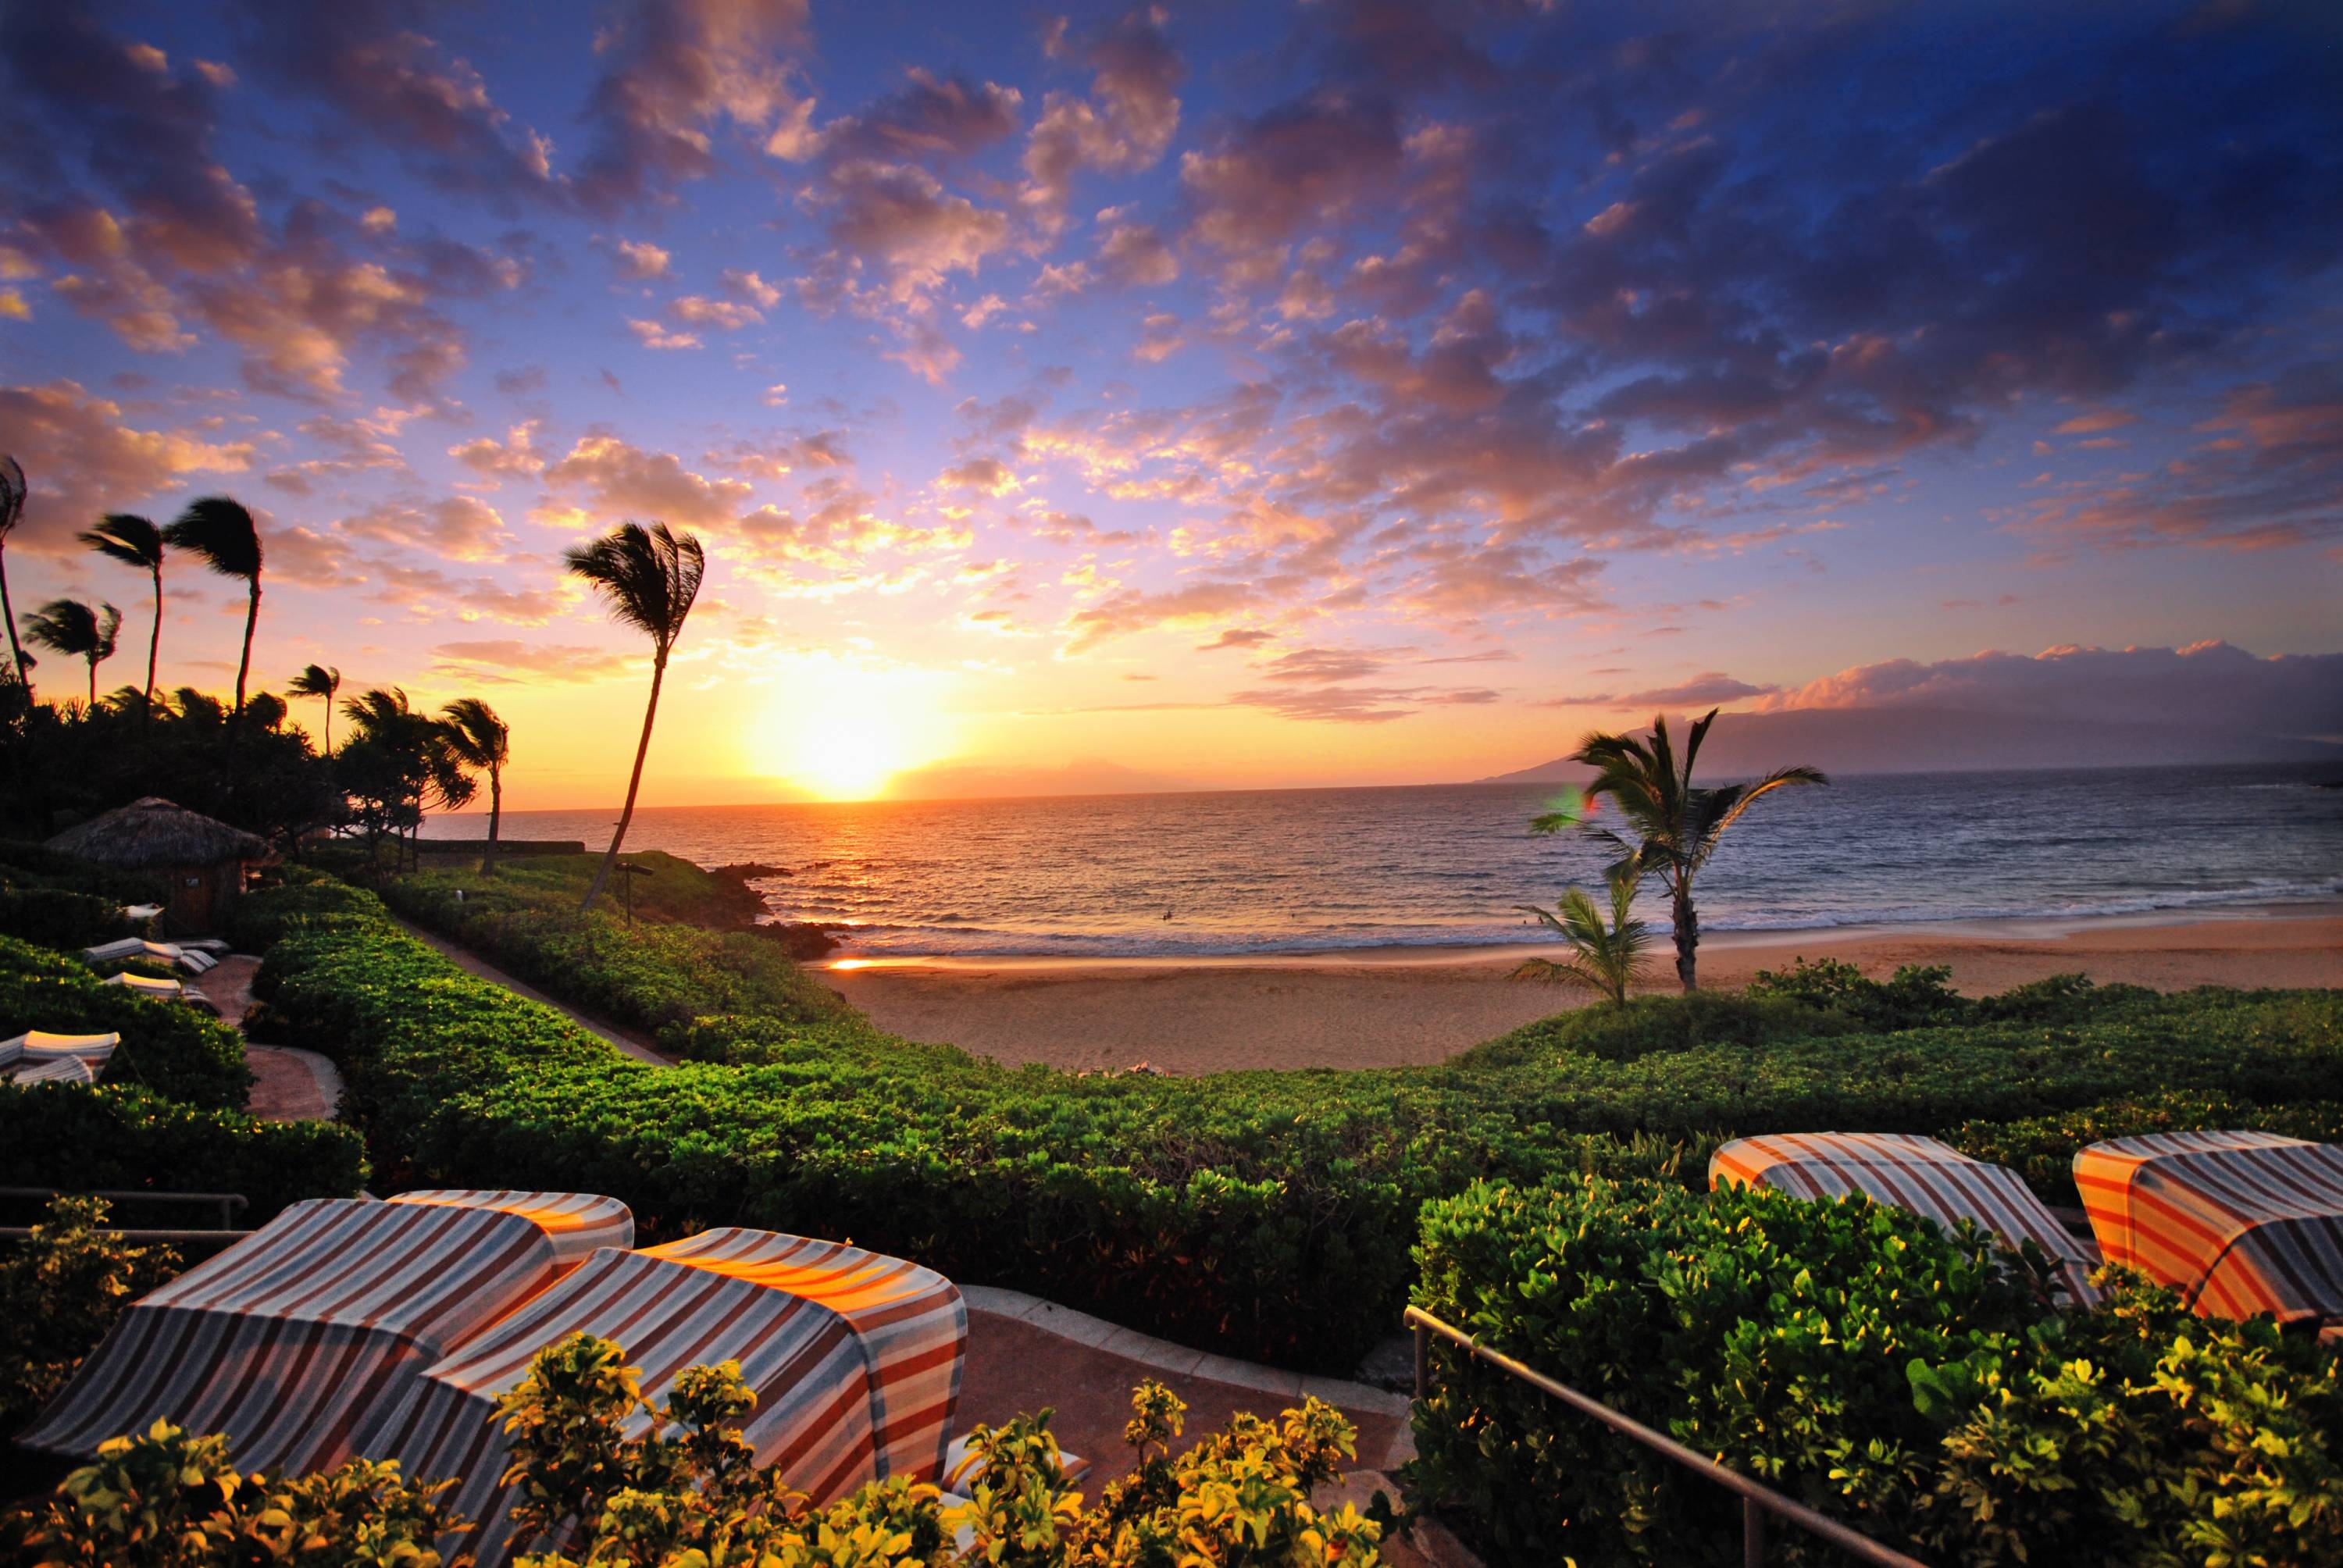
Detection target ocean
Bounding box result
[420,763,2343,959]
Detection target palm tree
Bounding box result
[564,520,704,913]
[77,514,166,713]
[162,497,262,717]
[441,697,512,876]
[0,457,29,695]
[288,664,342,753]
[1537,708,1827,991]
[1512,872,1653,1005]
[340,686,476,871]
[20,598,122,706]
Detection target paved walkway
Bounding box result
[185,954,344,1121]
[392,917,671,1064]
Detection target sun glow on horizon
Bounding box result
[745,662,954,801]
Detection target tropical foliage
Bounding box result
[77,514,166,713]
[564,521,704,914]
[242,876,2343,1372]
[162,497,264,718]
[0,1197,183,1437]
[440,697,511,875]
[1408,1175,2343,1566]
[1535,708,1824,989]
[2,1338,1382,1568]
[19,599,121,706]
[287,663,341,753]
[1511,871,1651,1003]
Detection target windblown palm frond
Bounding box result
[565,520,705,912]
[0,454,30,691]
[1534,707,1828,991]
[289,663,342,752]
[440,696,512,873]
[165,496,264,715]
[21,597,122,704]
[1512,874,1652,1004]
[341,686,415,736]
[80,513,167,711]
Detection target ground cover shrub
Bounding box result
[2,1335,1385,1568]
[0,1083,366,1221]
[0,933,248,1108]
[1408,1178,2343,1566]
[0,888,133,953]
[0,1196,182,1439]
[0,840,166,907]
[240,878,2343,1373]
[376,864,847,1048]
[223,867,383,952]
[1453,986,1863,1065]
[1952,1088,2343,1203]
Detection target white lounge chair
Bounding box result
[103,971,184,1000]
[122,903,165,922]
[183,938,231,954]
[83,937,150,964]
[179,950,217,975]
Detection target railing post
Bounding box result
[1743,1495,1766,1568]
[1413,1317,1431,1402]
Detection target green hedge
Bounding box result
[1408,1178,2343,1566]
[376,867,846,1049]
[0,1084,366,1221]
[0,935,249,1109]
[1950,1087,2343,1203]
[240,878,2343,1373]
[0,888,134,952]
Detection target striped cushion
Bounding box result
[355,1230,964,1566]
[1713,1131,2102,1305]
[103,971,184,999]
[2076,1130,2343,1323]
[16,1198,580,1473]
[387,1189,634,1265]
[12,1054,98,1085]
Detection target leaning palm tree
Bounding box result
[1512,872,1653,1006]
[288,664,342,753]
[162,497,263,717]
[20,598,122,706]
[1536,708,1827,991]
[441,697,512,875]
[78,513,166,712]
[564,520,704,914]
[0,456,29,694]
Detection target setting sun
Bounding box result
[746,664,953,800]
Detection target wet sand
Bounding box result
[823,907,2343,1074]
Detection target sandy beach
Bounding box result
[825,907,2343,1074]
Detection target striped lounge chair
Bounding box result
[353,1228,966,1566]
[1713,1131,2102,1305]
[83,937,182,965]
[12,1054,98,1085]
[0,1030,120,1078]
[18,1191,634,1473]
[2075,1130,2343,1323]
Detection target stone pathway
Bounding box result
[392,917,671,1064]
[184,954,344,1121]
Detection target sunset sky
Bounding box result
[4,0,2338,807]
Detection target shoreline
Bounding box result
[825,906,2343,1075]
[823,899,2343,972]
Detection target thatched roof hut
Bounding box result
[46,798,266,868]
[47,798,267,936]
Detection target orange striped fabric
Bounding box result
[1713,1131,2102,1305]
[16,1195,599,1471]
[352,1228,965,1566]
[2075,1130,2343,1322]
[387,1189,634,1264]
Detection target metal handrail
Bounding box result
[0,1186,248,1231]
[1407,1305,1931,1568]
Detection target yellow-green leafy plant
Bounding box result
[5,1419,461,1568]
[0,1196,181,1436]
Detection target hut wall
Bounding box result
[164,861,241,935]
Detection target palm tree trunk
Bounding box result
[583,650,665,913]
[0,541,27,697]
[1672,881,1699,992]
[234,578,259,715]
[483,766,501,878]
[86,658,95,707]
[143,566,161,715]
